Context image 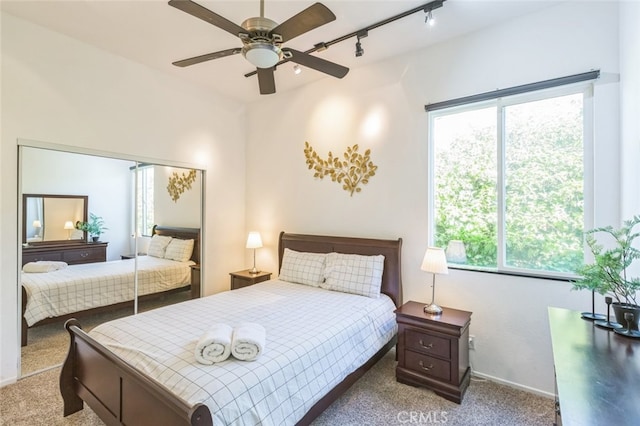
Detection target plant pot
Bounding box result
[612,303,640,331]
[91,236,99,243]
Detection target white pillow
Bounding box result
[147,235,172,258]
[164,238,195,262]
[279,248,326,287]
[321,252,385,298]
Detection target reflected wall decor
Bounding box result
[167,169,197,202]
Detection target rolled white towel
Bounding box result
[22,261,68,273]
[194,323,233,365]
[231,322,266,361]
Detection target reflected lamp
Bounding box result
[32,220,42,237]
[64,220,74,240]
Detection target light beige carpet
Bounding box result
[2,346,555,425]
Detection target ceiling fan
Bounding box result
[168,0,349,95]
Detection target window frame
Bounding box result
[427,82,595,280]
[132,163,155,237]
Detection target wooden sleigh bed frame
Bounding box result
[22,225,200,347]
[60,231,402,426]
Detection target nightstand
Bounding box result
[395,301,472,403]
[190,265,201,299]
[229,270,272,290]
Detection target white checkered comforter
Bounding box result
[89,280,397,425]
[22,256,193,326]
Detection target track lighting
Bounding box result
[293,64,302,75]
[355,40,364,57]
[355,30,368,58]
[425,10,435,26]
[245,0,446,79]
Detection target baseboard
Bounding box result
[20,363,62,379]
[0,376,18,388]
[470,370,555,399]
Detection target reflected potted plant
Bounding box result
[572,215,640,330]
[75,213,108,242]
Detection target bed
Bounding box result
[60,231,403,425]
[21,225,200,346]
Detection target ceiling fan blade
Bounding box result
[285,49,349,79]
[168,0,245,38]
[257,67,276,95]
[172,48,241,67]
[271,3,336,43]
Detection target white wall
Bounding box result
[244,2,624,395]
[620,1,640,221]
[1,13,247,385]
[21,147,134,259]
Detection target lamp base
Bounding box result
[581,312,605,321]
[424,303,443,315]
[248,267,260,275]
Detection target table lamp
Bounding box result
[421,247,449,315]
[246,231,263,274]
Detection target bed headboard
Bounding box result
[152,225,200,264]
[278,232,403,307]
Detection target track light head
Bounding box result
[425,10,435,26]
[355,30,367,58]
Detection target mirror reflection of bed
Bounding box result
[19,144,204,377]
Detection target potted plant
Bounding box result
[572,215,640,330]
[75,213,108,242]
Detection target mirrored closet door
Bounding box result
[19,143,204,377]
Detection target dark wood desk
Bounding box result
[548,307,640,426]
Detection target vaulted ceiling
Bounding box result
[1,0,559,103]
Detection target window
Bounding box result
[428,80,594,278]
[133,164,154,237]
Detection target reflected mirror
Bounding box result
[22,194,88,244]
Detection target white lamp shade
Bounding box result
[245,46,280,69]
[63,221,75,230]
[246,232,263,249]
[420,247,449,275]
[32,220,42,228]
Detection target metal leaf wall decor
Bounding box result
[304,141,378,196]
[167,169,197,202]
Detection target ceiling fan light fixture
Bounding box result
[243,43,281,68]
[293,64,302,75]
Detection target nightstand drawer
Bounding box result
[405,350,451,381]
[405,329,451,359]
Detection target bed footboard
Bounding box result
[60,319,212,426]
